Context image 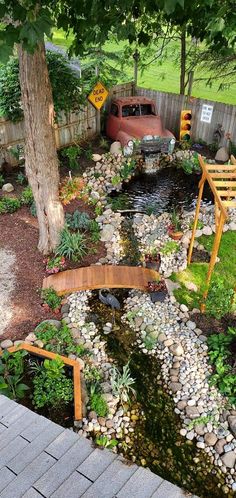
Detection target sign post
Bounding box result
[88,81,109,134]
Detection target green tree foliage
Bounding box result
[0,51,84,121]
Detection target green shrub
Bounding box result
[0,197,21,214]
[32,357,73,409]
[16,172,27,185]
[120,159,135,180]
[61,145,82,170]
[0,350,29,400]
[180,152,200,175]
[65,210,91,230]
[160,240,179,255]
[41,287,62,311]
[89,220,101,242]
[20,186,34,206]
[83,365,102,384]
[90,392,108,417]
[56,227,87,261]
[0,52,85,122]
[35,320,86,357]
[207,327,236,404]
[205,278,234,319]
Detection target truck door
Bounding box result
[106,103,120,140]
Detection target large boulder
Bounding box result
[2,183,14,192]
[100,224,115,242]
[110,141,122,155]
[215,147,229,162]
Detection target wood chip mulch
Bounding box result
[0,201,106,341]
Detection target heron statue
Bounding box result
[98,289,121,325]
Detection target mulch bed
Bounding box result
[194,312,236,335]
[0,199,106,342]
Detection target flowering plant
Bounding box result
[44,255,66,274]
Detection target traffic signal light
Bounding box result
[180,110,192,141]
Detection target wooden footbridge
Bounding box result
[43,265,159,295]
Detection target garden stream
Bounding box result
[86,170,224,498]
[88,293,225,498]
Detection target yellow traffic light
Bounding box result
[180,110,192,141]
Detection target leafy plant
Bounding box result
[65,210,91,230]
[16,172,27,185]
[32,356,73,409]
[95,204,103,216]
[205,278,234,319]
[207,327,236,404]
[146,279,167,293]
[95,435,118,449]
[35,320,87,357]
[0,174,4,187]
[110,362,135,405]
[146,205,156,215]
[90,392,108,417]
[0,350,29,400]
[160,240,179,255]
[61,145,82,170]
[120,158,135,180]
[84,365,102,384]
[143,335,157,350]
[41,287,62,311]
[89,220,101,242]
[59,177,85,205]
[0,197,21,214]
[180,152,200,175]
[20,186,34,206]
[111,174,121,186]
[170,209,182,232]
[189,219,204,230]
[44,255,66,274]
[99,137,110,151]
[107,194,130,212]
[56,227,87,262]
[84,146,93,160]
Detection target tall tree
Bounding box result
[0,3,64,254]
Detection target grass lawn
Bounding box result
[50,29,236,106]
[172,231,236,309]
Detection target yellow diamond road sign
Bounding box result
[88,81,109,110]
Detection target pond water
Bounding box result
[116,168,213,215]
[88,293,227,498]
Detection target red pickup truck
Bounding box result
[106,96,175,156]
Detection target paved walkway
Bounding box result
[0,395,197,498]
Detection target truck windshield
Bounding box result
[122,104,156,117]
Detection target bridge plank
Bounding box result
[42,265,159,295]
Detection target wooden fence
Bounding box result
[137,87,236,144]
[1,80,236,161]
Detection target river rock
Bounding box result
[204,432,218,446]
[186,320,196,330]
[185,406,200,419]
[221,451,236,468]
[228,416,236,436]
[169,382,182,393]
[185,282,198,292]
[92,154,102,162]
[180,304,189,313]
[170,344,184,356]
[2,183,14,192]
[100,224,115,242]
[215,438,226,455]
[202,226,213,236]
[0,339,13,349]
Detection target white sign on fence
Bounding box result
[200,104,213,123]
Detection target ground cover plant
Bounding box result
[31,356,73,410]
[35,321,87,357]
[41,287,62,312]
[207,327,236,404]
[0,350,29,400]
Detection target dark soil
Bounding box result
[194,312,236,335]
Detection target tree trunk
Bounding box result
[180,26,186,95]
[18,42,64,254]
